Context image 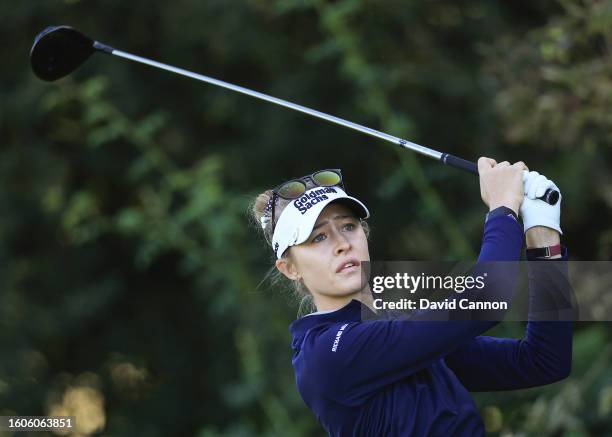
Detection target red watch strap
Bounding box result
[526,243,562,258]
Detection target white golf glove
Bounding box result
[520,171,562,234]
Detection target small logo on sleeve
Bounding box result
[331,323,349,352]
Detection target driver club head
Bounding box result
[30,26,96,81]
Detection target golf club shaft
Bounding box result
[103,45,443,161]
[94,42,558,204]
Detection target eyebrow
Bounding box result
[312,214,356,231]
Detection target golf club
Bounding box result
[30,25,559,205]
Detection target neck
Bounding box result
[312,285,377,313]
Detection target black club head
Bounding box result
[30,26,96,81]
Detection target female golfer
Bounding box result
[250,158,572,436]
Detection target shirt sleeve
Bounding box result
[304,215,525,406]
[444,246,573,391]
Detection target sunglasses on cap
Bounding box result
[265,169,345,236]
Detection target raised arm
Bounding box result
[445,173,573,391]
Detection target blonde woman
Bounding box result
[250,158,571,436]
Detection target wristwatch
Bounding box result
[526,243,562,259]
[485,206,518,223]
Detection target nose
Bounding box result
[333,230,352,256]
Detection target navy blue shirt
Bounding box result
[289,215,573,436]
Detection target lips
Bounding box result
[336,258,360,273]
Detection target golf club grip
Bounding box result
[441,153,560,205]
[441,153,478,174]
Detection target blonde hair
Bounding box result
[247,179,371,317]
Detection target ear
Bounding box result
[276,255,300,281]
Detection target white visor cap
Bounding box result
[271,186,369,259]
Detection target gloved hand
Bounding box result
[520,171,562,234]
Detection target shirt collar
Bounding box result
[289,299,373,349]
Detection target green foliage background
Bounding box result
[1,0,611,436]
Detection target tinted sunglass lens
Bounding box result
[313,170,341,186]
[278,181,306,198]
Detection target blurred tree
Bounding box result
[0,0,609,436]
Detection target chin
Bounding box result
[335,280,365,296]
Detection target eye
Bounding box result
[312,233,326,243]
[343,222,356,231]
